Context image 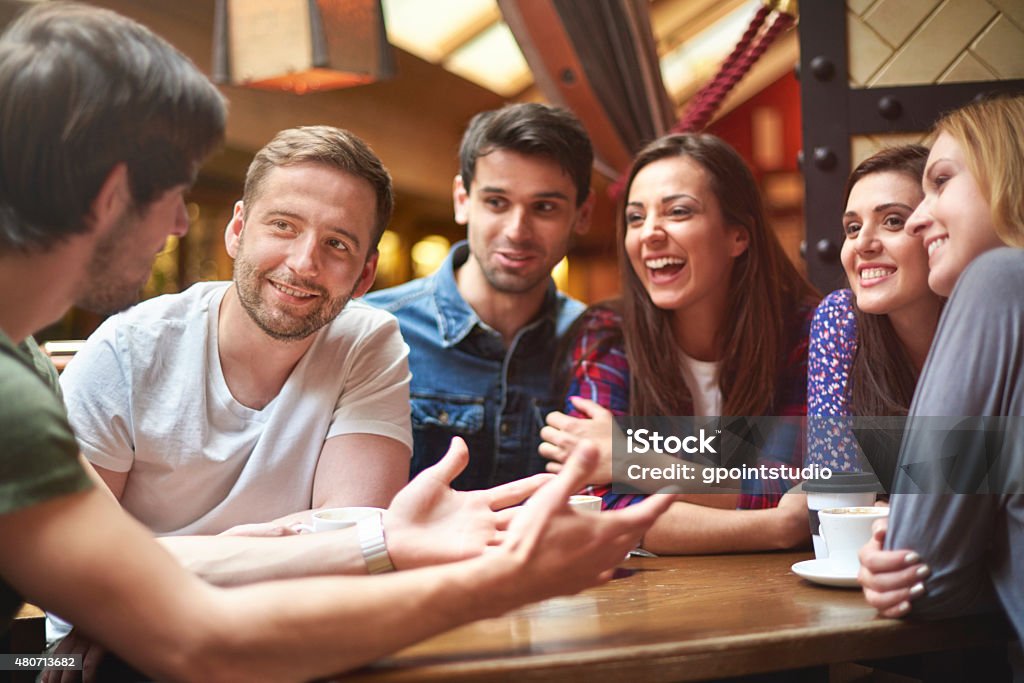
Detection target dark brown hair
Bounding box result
[0,2,225,253]
[620,134,817,416]
[459,103,593,207]
[845,145,930,416]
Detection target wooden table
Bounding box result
[342,552,1011,682]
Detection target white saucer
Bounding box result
[791,559,860,588]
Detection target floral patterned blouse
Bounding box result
[806,288,860,471]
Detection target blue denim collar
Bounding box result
[432,241,562,348]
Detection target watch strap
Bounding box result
[357,512,395,574]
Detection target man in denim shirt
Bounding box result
[365,103,593,489]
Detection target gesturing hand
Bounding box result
[383,437,552,570]
[539,397,615,484]
[858,518,930,617]
[484,441,673,611]
[42,628,105,683]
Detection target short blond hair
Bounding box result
[244,126,393,251]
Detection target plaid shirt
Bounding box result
[565,304,813,510]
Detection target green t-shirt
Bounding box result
[22,336,62,396]
[0,331,92,635]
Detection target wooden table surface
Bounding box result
[341,552,1010,682]
[14,604,44,620]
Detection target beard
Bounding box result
[477,264,544,292]
[472,239,564,295]
[76,207,153,315]
[477,260,546,294]
[232,239,356,342]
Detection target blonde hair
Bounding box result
[934,95,1024,247]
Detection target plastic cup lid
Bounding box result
[801,471,883,493]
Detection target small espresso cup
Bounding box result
[803,472,882,561]
[297,506,383,533]
[568,495,602,512]
[818,506,889,575]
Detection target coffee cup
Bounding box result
[296,506,383,533]
[818,506,889,575]
[568,495,602,512]
[802,472,882,560]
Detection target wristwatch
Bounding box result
[357,511,395,574]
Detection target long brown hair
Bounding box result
[845,145,931,417]
[619,134,817,417]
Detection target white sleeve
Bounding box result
[58,318,135,473]
[326,315,412,452]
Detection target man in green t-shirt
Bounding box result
[0,0,225,634]
[0,5,670,680]
[0,336,91,626]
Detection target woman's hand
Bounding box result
[858,518,930,617]
[539,397,614,485]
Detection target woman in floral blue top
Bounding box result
[807,146,944,480]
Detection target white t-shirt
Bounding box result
[678,349,722,417]
[60,282,412,536]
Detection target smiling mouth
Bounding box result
[644,256,686,277]
[270,281,318,299]
[860,267,895,282]
[927,237,948,257]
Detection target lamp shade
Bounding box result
[213,0,395,94]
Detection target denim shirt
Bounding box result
[363,242,584,490]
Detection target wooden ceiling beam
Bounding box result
[500,0,634,176]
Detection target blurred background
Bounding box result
[4,0,1019,342]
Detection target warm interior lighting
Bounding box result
[241,68,375,94]
[411,235,450,278]
[382,0,497,63]
[552,256,569,293]
[443,21,531,97]
[213,0,394,94]
[143,235,181,298]
[382,0,528,97]
[374,229,403,285]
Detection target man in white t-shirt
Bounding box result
[61,126,412,539]
[50,125,596,667]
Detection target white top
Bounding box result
[60,282,412,536]
[678,349,722,417]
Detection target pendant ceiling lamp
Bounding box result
[213,0,395,94]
